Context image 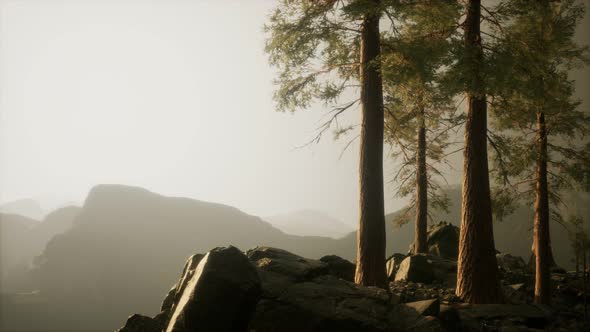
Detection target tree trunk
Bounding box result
[533,112,551,304]
[455,0,503,304]
[354,1,387,288]
[414,107,428,254]
[529,241,556,271]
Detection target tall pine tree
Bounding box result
[264,0,389,287]
[380,0,461,254]
[489,0,589,304]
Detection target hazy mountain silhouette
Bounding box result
[0,199,46,220]
[2,185,342,332]
[0,213,38,290]
[1,184,586,332]
[265,209,354,238]
[0,206,81,293]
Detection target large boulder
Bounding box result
[403,299,440,317]
[425,222,459,260]
[246,246,329,297]
[165,246,261,332]
[451,303,550,331]
[426,255,457,288]
[497,253,527,273]
[319,255,356,282]
[386,253,406,281]
[161,253,204,313]
[251,275,396,332]
[395,255,435,284]
[247,247,430,332]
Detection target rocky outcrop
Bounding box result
[425,222,459,260]
[386,253,406,281]
[395,255,435,284]
[497,253,527,273]
[160,254,204,314]
[319,254,355,282]
[165,246,261,332]
[118,246,589,332]
[246,246,446,332]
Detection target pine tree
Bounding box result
[264,0,389,287]
[488,0,589,304]
[450,0,504,303]
[380,1,461,254]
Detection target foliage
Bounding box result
[485,0,590,223]
[380,0,462,225]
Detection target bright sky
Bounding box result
[0,0,413,225]
[1,0,588,225]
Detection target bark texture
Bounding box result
[534,111,551,304]
[455,0,503,304]
[414,108,428,254]
[354,2,387,289]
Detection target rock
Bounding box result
[161,254,204,313]
[386,253,406,281]
[426,222,459,260]
[319,255,355,282]
[497,253,527,272]
[454,303,550,331]
[247,246,329,297]
[504,283,527,304]
[116,314,162,332]
[425,255,457,287]
[247,247,416,332]
[250,275,396,332]
[165,246,261,332]
[247,246,328,281]
[438,305,461,331]
[406,315,444,332]
[395,255,435,284]
[403,299,440,317]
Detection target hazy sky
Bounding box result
[1,0,588,225]
[0,0,410,225]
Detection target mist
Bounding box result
[0,0,417,226]
[2,1,590,331]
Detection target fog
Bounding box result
[1,0,589,226]
[0,0,413,225]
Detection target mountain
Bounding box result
[264,209,354,238]
[2,184,587,332]
[2,184,342,332]
[0,199,46,220]
[0,206,81,293]
[0,213,39,289]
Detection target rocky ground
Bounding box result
[117,223,589,332]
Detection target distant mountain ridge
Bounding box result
[1,184,587,332]
[0,198,46,220]
[264,209,354,238]
[0,206,80,292]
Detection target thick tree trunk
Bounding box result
[455,0,503,304]
[414,107,428,254]
[354,2,387,288]
[534,111,551,304]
